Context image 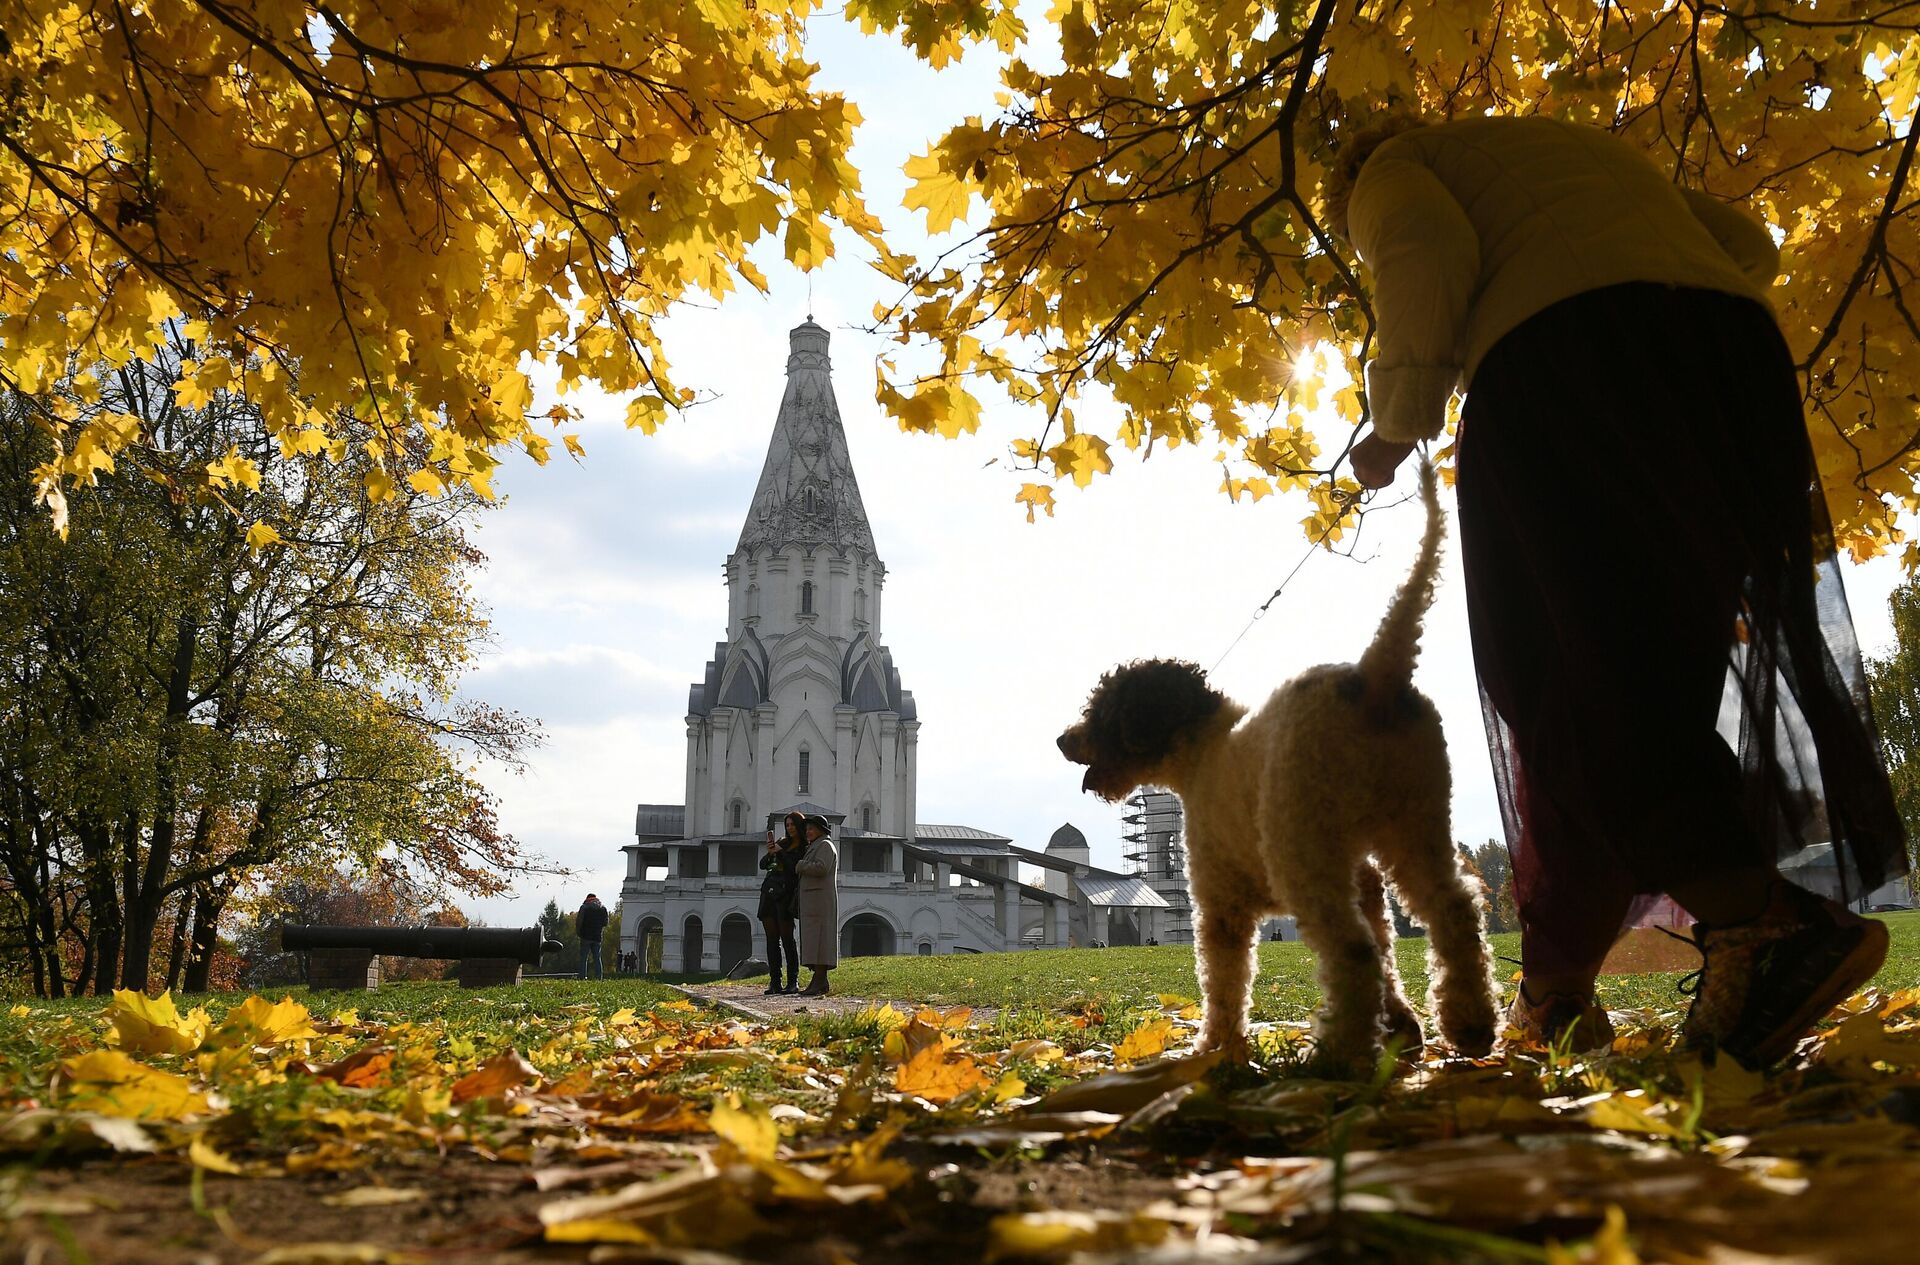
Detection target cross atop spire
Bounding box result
[735,321,877,558]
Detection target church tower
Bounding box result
[682,320,919,840]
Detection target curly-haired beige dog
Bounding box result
[1058,464,1497,1073]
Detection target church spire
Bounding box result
[735,320,877,558]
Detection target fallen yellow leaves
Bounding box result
[105,989,209,1056]
[986,1210,1170,1261]
[59,1050,211,1120]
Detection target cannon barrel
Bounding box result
[281,924,562,965]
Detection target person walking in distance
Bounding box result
[795,814,839,996]
[759,812,805,995]
[575,893,610,980]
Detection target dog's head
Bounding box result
[1056,659,1227,801]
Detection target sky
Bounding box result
[453,14,1913,927]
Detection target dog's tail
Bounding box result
[1355,459,1443,698]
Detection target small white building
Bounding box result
[619,321,1177,972]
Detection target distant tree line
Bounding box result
[0,355,543,997]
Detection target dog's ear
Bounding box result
[1094,659,1224,762]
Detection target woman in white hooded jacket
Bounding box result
[1336,114,1904,1067]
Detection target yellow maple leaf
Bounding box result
[105,990,209,1056]
[205,447,261,492]
[893,1044,991,1102]
[213,996,319,1048]
[60,1050,211,1120]
[1112,1018,1175,1066]
[902,150,976,234]
[245,521,282,555]
[710,1094,779,1161]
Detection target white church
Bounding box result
[618,320,1191,973]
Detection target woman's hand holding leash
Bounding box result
[1353,433,1416,488]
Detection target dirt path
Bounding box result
[677,981,1003,1024]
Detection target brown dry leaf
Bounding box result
[450,1049,539,1104]
[1030,1049,1223,1116]
[315,1047,393,1089]
[924,1110,1124,1148]
[249,1245,419,1264]
[320,1187,428,1208]
[540,1161,767,1248]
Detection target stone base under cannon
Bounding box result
[455,958,524,989]
[308,948,381,991]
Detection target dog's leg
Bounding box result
[1292,864,1389,1076]
[1384,827,1499,1058]
[1357,861,1424,1055]
[1192,900,1260,1058]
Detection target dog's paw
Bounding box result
[1195,1031,1253,1064]
[1380,1008,1426,1056]
[1290,1047,1381,1082]
[1446,1023,1497,1059]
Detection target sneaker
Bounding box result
[1680,883,1890,1067]
[1507,983,1615,1053]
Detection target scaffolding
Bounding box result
[1121,790,1193,943]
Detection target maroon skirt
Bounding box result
[1456,283,1907,976]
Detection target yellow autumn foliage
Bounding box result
[870,0,1920,554]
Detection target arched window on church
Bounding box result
[797,748,811,794]
[801,581,814,615]
[746,583,759,618]
[729,799,744,832]
[804,487,816,515]
[861,802,875,832]
[855,588,867,623]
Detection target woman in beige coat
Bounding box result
[795,813,839,996]
[1335,114,1903,1067]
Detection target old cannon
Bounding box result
[281,924,565,991]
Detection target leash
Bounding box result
[1208,444,1433,676]
[1207,486,1362,675]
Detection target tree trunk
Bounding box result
[123,613,197,991]
[163,887,192,992]
[182,885,225,993]
[80,816,121,996]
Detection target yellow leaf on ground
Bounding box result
[544,1219,657,1245]
[606,1007,638,1027]
[710,1094,779,1161]
[1583,1092,1684,1138]
[189,1137,245,1174]
[214,997,319,1048]
[894,1044,992,1102]
[106,990,209,1056]
[986,1210,1169,1262]
[61,1050,210,1120]
[1113,1019,1175,1065]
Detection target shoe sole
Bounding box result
[1741,917,1890,1067]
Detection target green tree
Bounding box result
[1468,841,1517,935]
[1866,581,1920,890]
[0,355,542,996]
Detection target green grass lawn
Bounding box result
[7,974,684,1023]
[824,910,1920,1022]
[13,912,1916,1032]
